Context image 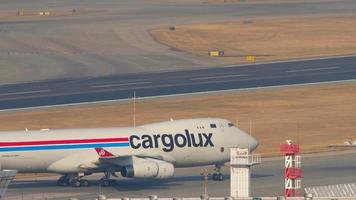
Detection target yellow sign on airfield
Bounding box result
[246,55,255,62]
[209,50,224,57]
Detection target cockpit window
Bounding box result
[228,123,235,127]
[210,124,217,128]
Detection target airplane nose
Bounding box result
[248,135,259,152]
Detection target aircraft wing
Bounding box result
[92,148,175,179]
[93,147,175,167]
[94,147,133,167]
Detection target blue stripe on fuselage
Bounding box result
[0,142,130,152]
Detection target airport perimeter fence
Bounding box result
[87,196,356,200]
[14,194,356,200]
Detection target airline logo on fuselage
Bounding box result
[130,129,214,152]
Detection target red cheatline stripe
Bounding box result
[0,137,129,147]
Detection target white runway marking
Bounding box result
[190,74,248,80]
[0,89,51,96]
[91,81,152,88]
[286,66,340,73]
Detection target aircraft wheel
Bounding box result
[80,179,90,187]
[99,179,116,187]
[212,173,224,181]
[212,173,218,181]
[108,179,117,186]
[57,176,69,186]
[70,179,81,187]
[100,179,110,187]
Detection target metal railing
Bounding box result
[230,154,261,166]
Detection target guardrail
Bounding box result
[230,154,261,166]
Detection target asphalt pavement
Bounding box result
[0,55,355,110]
[5,150,356,199]
[1,0,356,84]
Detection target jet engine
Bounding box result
[121,158,174,179]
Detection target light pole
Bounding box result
[201,168,210,196]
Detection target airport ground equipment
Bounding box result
[0,170,17,198]
[230,147,260,198]
[280,140,301,197]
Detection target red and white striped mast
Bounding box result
[280,140,301,197]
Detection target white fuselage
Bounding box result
[0,118,258,174]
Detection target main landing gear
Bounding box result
[98,171,117,187]
[57,173,90,187]
[212,164,224,181]
[57,171,117,187]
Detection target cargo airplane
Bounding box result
[0,118,258,187]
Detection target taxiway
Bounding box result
[5,150,356,199]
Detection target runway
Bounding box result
[0,55,356,110]
[5,150,356,199]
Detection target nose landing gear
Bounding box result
[212,164,224,181]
